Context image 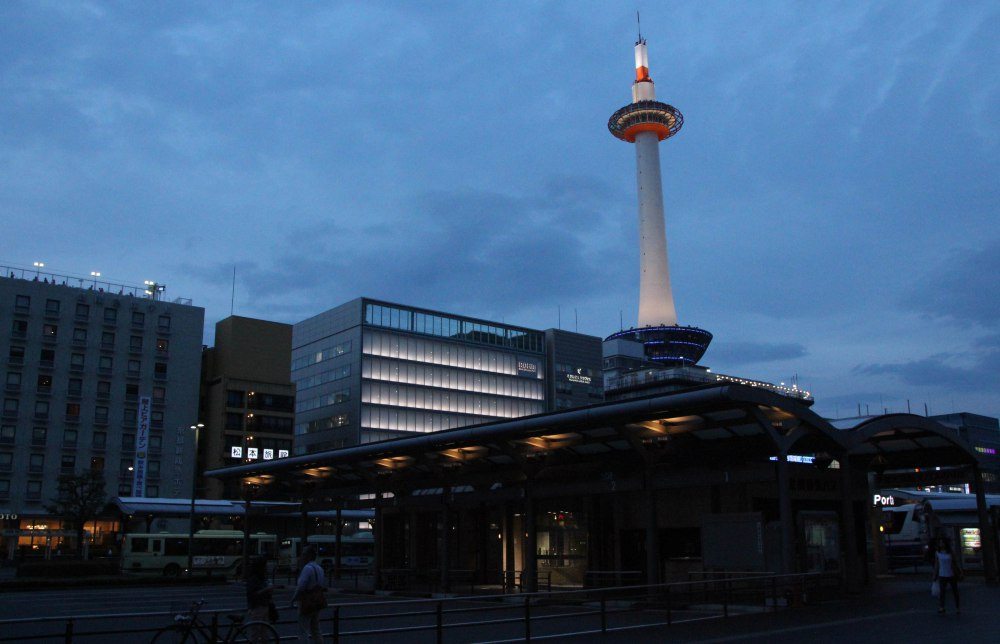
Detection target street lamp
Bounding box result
[186,423,205,576]
[90,271,101,288]
[32,261,45,278]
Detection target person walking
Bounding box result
[932,537,962,614]
[245,556,274,643]
[291,545,326,642]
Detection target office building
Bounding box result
[200,316,295,498]
[0,266,203,557]
[291,298,602,454]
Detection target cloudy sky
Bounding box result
[2,1,997,419]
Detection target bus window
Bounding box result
[164,538,188,556]
[260,540,275,556]
[131,537,149,553]
[152,539,162,552]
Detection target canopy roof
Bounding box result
[206,384,983,502]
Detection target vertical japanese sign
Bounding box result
[131,396,151,497]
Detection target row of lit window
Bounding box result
[294,414,350,436]
[361,381,544,419]
[3,390,165,417]
[364,303,544,353]
[11,294,172,330]
[363,330,543,378]
[5,372,166,395]
[9,319,170,351]
[294,365,351,392]
[6,346,168,377]
[295,388,350,413]
[361,356,544,400]
[360,405,495,433]
[291,340,352,372]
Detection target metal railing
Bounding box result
[0,263,191,305]
[0,571,839,642]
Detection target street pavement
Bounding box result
[0,575,997,642]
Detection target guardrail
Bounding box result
[0,571,839,642]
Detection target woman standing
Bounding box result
[932,537,962,614]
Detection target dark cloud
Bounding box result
[707,341,808,365]
[901,239,1000,328]
[854,342,1000,392]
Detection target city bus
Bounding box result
[121,530,277,577]
[277,532,375,572]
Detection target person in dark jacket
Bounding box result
[245,556,274,641]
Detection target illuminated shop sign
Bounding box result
[975,446,997,455]
[873,494,896,507]
[517,361,537,375]
[768,454,815,464]
[263,449,274,460]
[231,446,243,458]
[278,449,289,458]
[566,368,592,384]
[247,448,258,459]
[232,447,290,460]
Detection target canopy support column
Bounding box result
[334,505,343,581]
[440,486,451,592]
[839,457,861,593]
[523,486,538,593]
[973,465,998,585]
[644,470,660,585]
[776,452,795,574]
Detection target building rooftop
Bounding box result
[1,262,192,305]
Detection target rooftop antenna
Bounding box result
[636,11,644,44]
[230,266,236,316]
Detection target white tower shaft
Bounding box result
[635,130,678,326]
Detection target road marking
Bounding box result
[692,609,921,642]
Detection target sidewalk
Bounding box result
[597,576,1000,643]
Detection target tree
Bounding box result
[46,470,108,559]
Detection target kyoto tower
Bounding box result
[604,33,712,366]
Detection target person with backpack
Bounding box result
[291,545,327,642]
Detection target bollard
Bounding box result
[723,579,729,618]
[524,596,531,642]
[63,618,74,644]
[666,586,672,626]
[332,605,340,644]
[600,596,607,634]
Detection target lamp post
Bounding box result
[186,423,205,576]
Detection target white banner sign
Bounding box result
[131,396,152,497]
[231,446,243,458]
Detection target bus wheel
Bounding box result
[163,563,182,577]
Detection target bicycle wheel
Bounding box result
[150,625,204,643]
[231,621,280,644]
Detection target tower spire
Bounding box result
[636,11,644,45]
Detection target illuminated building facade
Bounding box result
[292,298,599,455]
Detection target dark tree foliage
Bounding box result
[46,470,108,559]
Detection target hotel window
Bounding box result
[149,435,162,450]
[15,295,30,311]
[118,483,131,496]
[90,456,104,472]
[95,406,109,424]
[102,331,115,347]
[120,458,133,473]
[73,327,87,342]
[61,454,75,473]
[2,399,18,415]
[226,390,245,407]
[131,311,145,326]
[11,319,27,336]
[103,308,117,323]
[45,299,60,315]
[225,413,243,430]
[68,379,82,395]
[75,303,89,318]
[63,428,77,446]
[28,453,44,473]
[151,410,163,428]
[41,349,56,365]
[92,432,107,449]
[8,346,25,363]
[152,386,165,402]
[129,336,143,351]
[36,374,52,392]
[0,480,9,498]
[97,380,111,397]
[34,401,49,418]
[158,315,171,331]
[6,372,21,389]
[66,403,80,418]
[0,452,11,472]
[128,359,141,375]
[124,383,138,401]
[0,425,14,444]
[154,362,167,378]
[148,460,160,477]
[99,356,113,371]
[146,485,159,497]
[156,338,169,353]
[26,480,42,499]
[122,434,136,451]
[70,352,84,368]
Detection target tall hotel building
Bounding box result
[291,298,601,454]
[0,268,203,556]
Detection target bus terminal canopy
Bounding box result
[111,496,373,520]
[205,384,986,506]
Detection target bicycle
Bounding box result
[150,599,280,643]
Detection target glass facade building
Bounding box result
[292,299,554,454]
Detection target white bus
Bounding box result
[121,530,277,577]
[278,532,374,572]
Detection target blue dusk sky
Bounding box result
[1,2,997,419]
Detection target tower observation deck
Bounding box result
[606,35,712,366]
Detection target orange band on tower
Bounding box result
[635,66,650,81]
